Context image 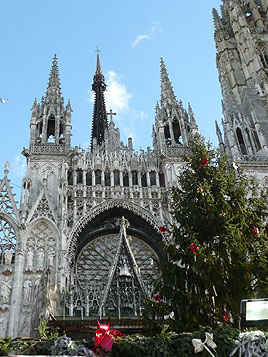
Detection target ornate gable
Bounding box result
[27,190,56,224]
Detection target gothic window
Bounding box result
[105,171,111,186]
[141,173,147,187]
[86,171,92,186]
[47,115,55,142]
[164,125,171,145]
[0,218,16,264]
[95,170,101,185]
[150,171,157,186]
[172,122,182,144]
[59,122,64,143]
[76,169,83,184]
[37,121,43,138]
[132,171,138,185]
[159,173,165,187]
[236,128,247,155]
[123,172,129,187]
[245,128,254,153]
[113,171,120,186]
[258,45,268,68]
[252,130,262,151]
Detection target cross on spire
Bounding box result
[95,46,101,54]
[108,109,116,122]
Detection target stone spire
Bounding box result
[160,58,176,107]
[91,53,108,150]
[45,54,63,105]
[212,8,222,31]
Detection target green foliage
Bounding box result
[0,326,239,356]
[38,318,58,340]
[112,326,239,356]
[0,338,12,356]
[147,135,268,332]
[6,337,53,355]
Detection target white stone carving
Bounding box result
[34,279,40,297]
[4,249,13,265]
[36,249,45,271]
[0,277,11,304]
[23,280,32,303]
[26,249,34,270]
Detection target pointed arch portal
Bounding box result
[64,202,164,318]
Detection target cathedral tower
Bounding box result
[214,0,268,165]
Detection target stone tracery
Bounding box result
[0,218,16,265]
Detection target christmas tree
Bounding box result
[147,135,268,332]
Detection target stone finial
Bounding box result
[4,161,10,176]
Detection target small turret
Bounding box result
[28,55,72,153]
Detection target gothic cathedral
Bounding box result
[0,0,268,338]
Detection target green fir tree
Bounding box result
[146,135,268,332]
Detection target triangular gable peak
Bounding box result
[99,217,146,318]
[27,188,56,224]
[0,162,20,221]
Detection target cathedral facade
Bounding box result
[0,0,268,338]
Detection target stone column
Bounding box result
[8,252,25,338]
[129,171,133,199]
[83,170,86,186]
[111,171,114,187]
[146,172,151,187]
[138,172,142,187]
[73,171,77,186]
[119,171,123,187]
[101,171,105,186]
[156,172,160,187]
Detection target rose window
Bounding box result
[76,233,159,290]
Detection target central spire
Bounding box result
[91,53,108,150]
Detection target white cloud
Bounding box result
[11,155,27,180]
[88,70,149,148]
[132,34,150,47]
[105,71,132,113]
[132,22,162,47]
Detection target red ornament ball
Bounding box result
[200,158,209,166]
[251,225,259,235]
[154,294,162,303]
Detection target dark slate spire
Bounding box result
[91,53,108,150]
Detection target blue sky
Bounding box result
[0,0,222,197]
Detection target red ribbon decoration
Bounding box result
[190,243,198,255]
[160,226,166,235]
[251,225,259,235]
[94,321,125,351]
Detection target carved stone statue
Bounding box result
[4,250,13,265]
[36,249,45,271]
[34,279,40,297]
[47,252,54,267]
[26,249,34,270]
[23,280,32,303]
[0,277,11,304]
